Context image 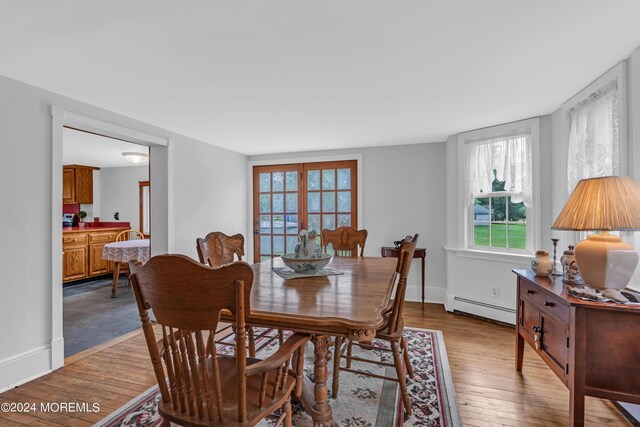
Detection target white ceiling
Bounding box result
[2,1,640,156]
[63,127,148,168]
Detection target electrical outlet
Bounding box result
[490,286,500,298]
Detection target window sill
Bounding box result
[444,246,533,264]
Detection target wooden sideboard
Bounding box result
[63,227,130,283]
[513,269,640,426]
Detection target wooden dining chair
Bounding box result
[116,229,145,241]
[196,231,283,358]
[129,255,309,427]
[321,226,368,257]
[332,234,418,415]
[111,229,146,296]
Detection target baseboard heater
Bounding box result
[453,296,515,313]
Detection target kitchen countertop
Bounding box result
[63,223,130,233]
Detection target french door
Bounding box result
[253,160,357,261]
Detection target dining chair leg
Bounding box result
[160,417,171,427]
[332,336,343,398]
[283,398,292,427]
[248,327,256,358]
[392,340,412,416]
[401,336,414,379]
[278,329,284,345]
[346,339,353,369]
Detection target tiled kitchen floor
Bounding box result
[63,276,140,357]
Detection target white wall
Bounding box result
[249,142,447,303]
[0,74,247,391]
[99,166,149,230]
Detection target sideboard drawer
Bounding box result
[519,279,570,323]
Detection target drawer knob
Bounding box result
[526,289,535,294]
[544,301,554,307]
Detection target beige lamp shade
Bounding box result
[552,176,640,231]
[552,176,640,289]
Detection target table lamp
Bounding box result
[551,176,640,290]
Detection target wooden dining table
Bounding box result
[244,256,398,427]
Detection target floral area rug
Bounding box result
[96,327,460,427]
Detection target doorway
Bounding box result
[61,127,150,357]
[253,160,358,260]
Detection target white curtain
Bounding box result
[567,80,619,193]
[465,130,532,206]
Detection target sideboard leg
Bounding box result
[515,333,524,372]
[569,307,586,427]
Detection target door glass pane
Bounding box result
[322,214,335,230]
[308,214,320,233]
[286,193,298,212]
[273,236,285,255]
[273,215,285,234]
[337,214,351,226]
[259,173,271,192]
[260,214,271,234]
[272,193,284,213]
[337,191,350,212]
[286,236,298,253]
[308,193,320,212]
[337,168,350,190]
[308,170,320,190]
[286,171,298,191]
[322,192,335,212]
[322,170,335,190]
[260,236,271,254]
[286,214,298,234]
[260,194,271,213]
[272,172,284,192]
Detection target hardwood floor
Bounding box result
[0,302,631,426]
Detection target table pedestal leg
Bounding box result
[299,335,337,426]
[111,262,121,298]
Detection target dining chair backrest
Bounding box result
[384,234,418,336]
[129,254,254,423]
[321,226,368,257]
[196,232,245,267]
[116,229,145,241]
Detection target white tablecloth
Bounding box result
[102,239,150,263]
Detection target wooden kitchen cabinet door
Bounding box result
[89,243,111,276]
[63,246,88,281]
[63,168,75,204]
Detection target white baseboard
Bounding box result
[405,284,446,304]
[51,337,64,370]
[445,294,516,325]
[0,345,52,393]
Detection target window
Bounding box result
[464,128,533,252]
[566,71,622,193]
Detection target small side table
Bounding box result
[381,246,427,306]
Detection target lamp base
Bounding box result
[575,233,639,290]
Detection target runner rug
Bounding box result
[97,327,460,427]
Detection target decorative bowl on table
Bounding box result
[281,253,332,274]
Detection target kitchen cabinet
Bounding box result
[63,227,129,282]
[62,165,98,204]
[63,245,88,281]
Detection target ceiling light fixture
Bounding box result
[122,152,149,164]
